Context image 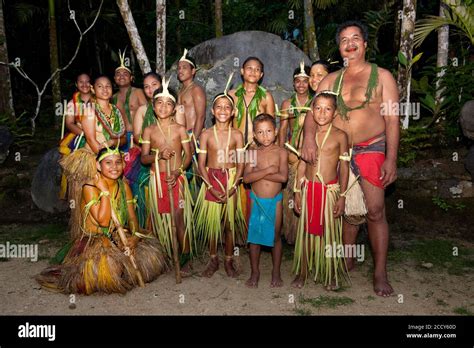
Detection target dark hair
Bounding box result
[179,55,197,69]
[310,60,330,73]
[336,20,368,45]
[313,92,337,108]
[152,87,178,105]
[93,75,112,85]
[253,113,276,130]
[76,72,91,83]
[212,93,235,107]
[243,56,264,73]
[143,72,162,84]
[293,65,311,79]
[96,147,122,162]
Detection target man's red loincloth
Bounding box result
[352,134,386,189]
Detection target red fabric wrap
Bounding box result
[306,178,338,236]
[205,168,229,202]
[157,172,183,214]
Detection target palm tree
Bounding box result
[436,1,449,104]
[414,0,473,47]
[0,0,15,120]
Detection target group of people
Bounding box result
[37,20,399,298]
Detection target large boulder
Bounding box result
[0,126,13,164]
[31,148,68,213]
[460,100,474,140]
[168,31,311,127]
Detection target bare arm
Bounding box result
[140,127,156,165]
[124,180,139,233]
[81,113,102,154]
[180,127,193,171]
[264,149,288,183]
[278,99,290,147]
[83,183,111,227]
[380,69,400,187]
[265,92,275,117]
[338,131,349,194]
[243,163,273,184]
[192,86,207,139]
[133,104,146,144]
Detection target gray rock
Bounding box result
[31,148,68,213]
[465,145,474,180]
[0,126,13,164]
[168,31,311,126]
[460,100,474,140]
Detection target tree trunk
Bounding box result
[0,0,15,120]
[393,0,402,66]
[49,0,61,129]
[303,0,319,61]
[116,0,151,75]
[436,1,449,104]
[397,0,417,129]
[156,0,166,76]
[215,0,223,38]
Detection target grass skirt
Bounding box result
[36,232,170,295]
[148,171,195,258]
[59,148,97,240]
[292,180,350,288]
[194,167,247,253]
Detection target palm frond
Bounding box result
[414,0,474,47]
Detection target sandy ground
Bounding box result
[0,242,472,316]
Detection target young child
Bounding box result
[244,114,288,288]
[292,91,350,290]
[141,77,195,276]
[194,78,247,278]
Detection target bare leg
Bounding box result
[360,179,393,297]
[342,219,359,271]
[270,201,283,287]
[291,238,308,289]
[175,207,192,276]
[202,236,219,278]
[224,223,239,278]
[245,243,260,288]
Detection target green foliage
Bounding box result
[398,126,432,166]
[364,2,394,61]
[453,307,473,315]
[0,112,33,147]
[298,294,354,309]
[389,238,474,276]
[414,0,474,47]
[432,197,466,212]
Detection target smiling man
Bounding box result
[112,53,147,151]
[301,20,400,297]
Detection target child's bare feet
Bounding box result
[291,275,305,289]
[245,271,259,288]
[202,255,218,278]
[325,279,340,291]
[224,256,239,278]
[270,271,283,288]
